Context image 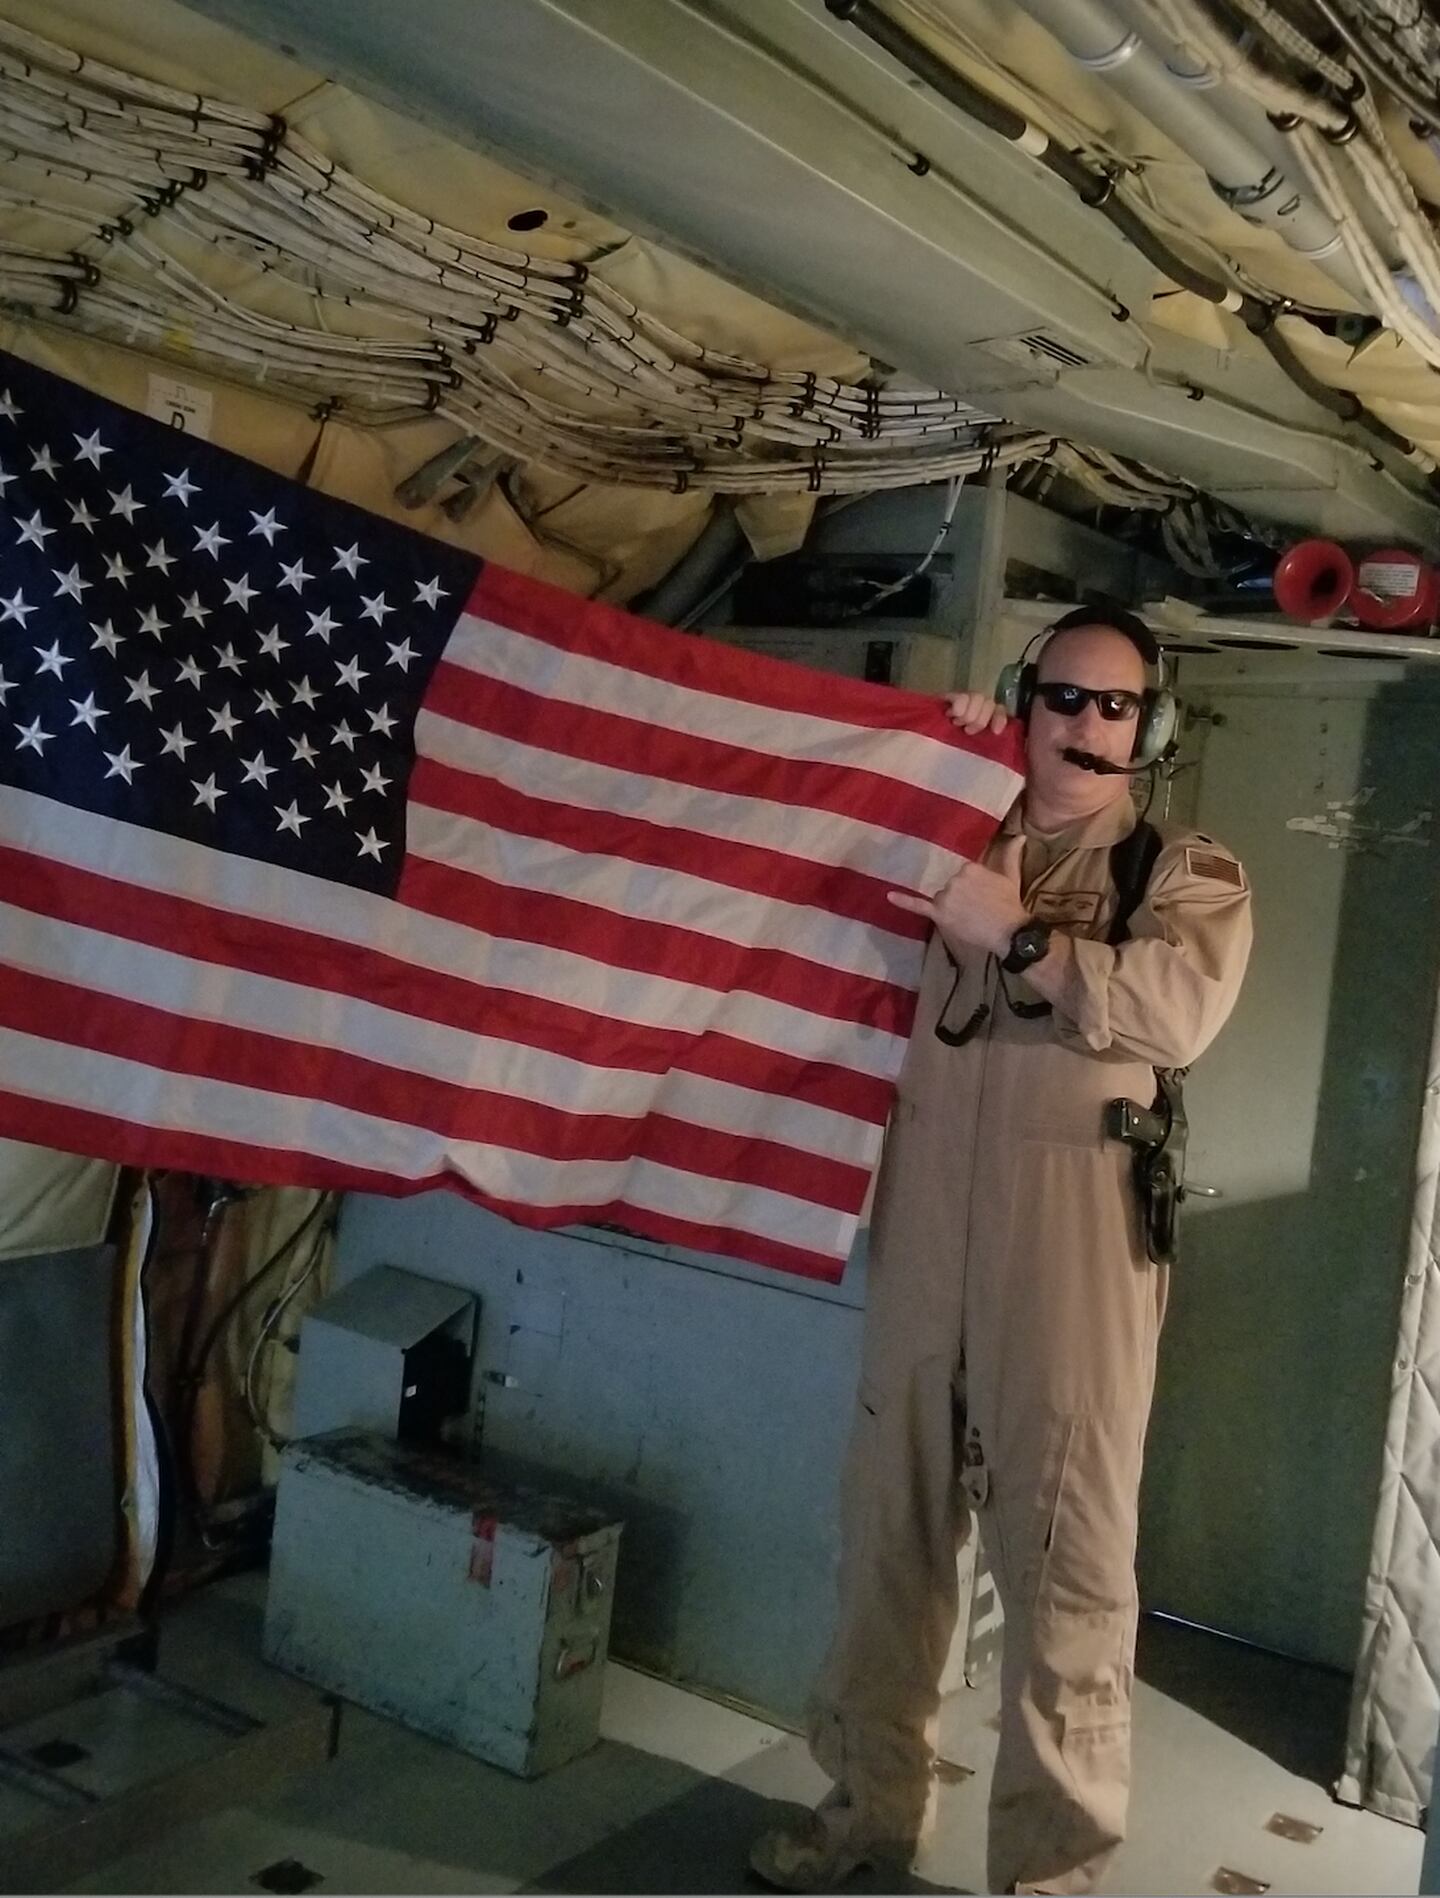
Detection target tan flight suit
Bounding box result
[808,792,1253,1895]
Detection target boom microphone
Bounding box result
[1062,747,1154,776]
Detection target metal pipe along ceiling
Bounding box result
[1009,0,1366,302]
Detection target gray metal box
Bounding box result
[292,1264,477,1442]
[263,1430,624,1776]
[0,1245,118,1627]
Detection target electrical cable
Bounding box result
[171,1192,334,1537]
[242,1207,332,1452]
[834,472,966,618]
[0,14,1036,497]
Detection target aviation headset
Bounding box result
[995,606,1180,767]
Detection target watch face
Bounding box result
[1005,923,1050,972]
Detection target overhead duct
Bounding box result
[1009,0,1362,304]
[175,0,1440,542]
[823,0,1423,473]
[1115,0,1440,331]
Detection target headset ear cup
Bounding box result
[1132,689,1180,765]
[996,662,1034,720]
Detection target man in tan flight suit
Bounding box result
[752,613,1253,1895]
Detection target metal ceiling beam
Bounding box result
[180,0,1438,542]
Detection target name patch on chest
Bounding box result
[1029,889,1103,927]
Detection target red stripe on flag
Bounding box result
[0,964,871,1210]
[0,1086,848,1283]
[398,854,917,1035]
[467,563,1027,766]
[0,844,897,1119]
[409,756,933,941]
[423,662,998,850]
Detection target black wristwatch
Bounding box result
[1001,919,1053,974]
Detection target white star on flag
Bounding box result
[162,468,199,504]
[103,745,141,784]
[73,429,111,468]
[415,575,446,607]
[125,670,161,709]
[108,484,143,521]
[240,751,277,787]
[35,640,73,679]
[53,564,91,602]
[159,722,195,760]
[191,774,224,811]
[16,511,54,550]
[276,801,309,836]
[249,507,285,544]
[356,827,387,860]
[333,543,367,576]
[68,693,106,731]
[194,521,230,557]
[16,716,51,754]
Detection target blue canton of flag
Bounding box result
[0,350,478,894]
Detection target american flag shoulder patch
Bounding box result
[1185,845,1246,890]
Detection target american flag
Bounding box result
[0,351,1023,1281]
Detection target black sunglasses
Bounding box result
[1034,681,1143,721]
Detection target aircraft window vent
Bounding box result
[1016,330,1093,368]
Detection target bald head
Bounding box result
[1035,623,1147,694]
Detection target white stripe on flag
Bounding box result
[0,900,878,1165]
[0,1025,857,1256]
[414,708,973,894]
[0,789,912,1078]
[447,612,1022,816]
[405,803,919,986]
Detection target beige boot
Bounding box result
[749,1793,915,1894]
